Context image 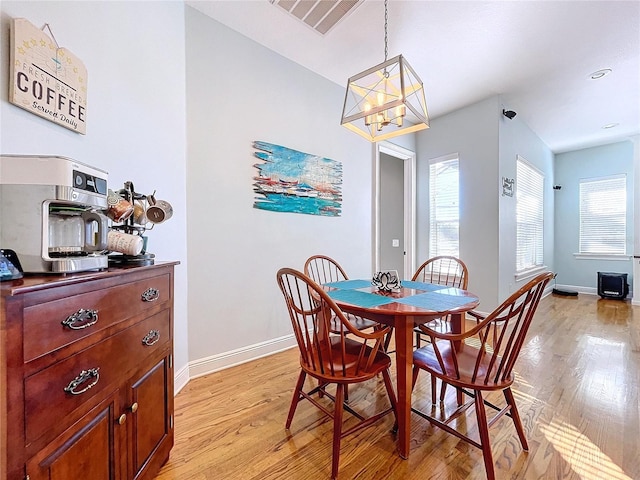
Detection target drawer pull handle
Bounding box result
[64,367,100,395]
[118,414,127,425]
[141,288,160,302]
[142,330,161,346]
[62,309,98,330]
[130,402,139,413]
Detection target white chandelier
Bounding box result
[340,0,429,142]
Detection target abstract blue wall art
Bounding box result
[253,141,342,217]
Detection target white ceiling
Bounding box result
[187,0,640,153]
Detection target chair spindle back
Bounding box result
[427,272,553,387]
[412,256,468,289]
[304,255,349,285]
[277,268,389,381]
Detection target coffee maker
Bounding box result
[0,155,110,273]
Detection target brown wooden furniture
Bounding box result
[276,268,397,480]
[0,262,178,480]
[304,255,379,333]
[412,255,469,286]
[320,279,479,459]
[412,272,553,480]
[304,255,381,402]
[412,256,469,403]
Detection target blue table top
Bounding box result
[322,279,478,314]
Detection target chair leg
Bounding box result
[439,380,448,403]
[430,375,437,404]
[382,368,398,433]
[415,331,422,348]
[411,365,420,389]
[331,384,345,480]
[474,390,495,480]
[383,328,394,352]
[504,387,529,450]
[381,369,398,418]
[286,371,307,429]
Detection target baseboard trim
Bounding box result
[174,283,635,393]
[187,333,298,381]
[174,363,190,395]
[555,284,597,296]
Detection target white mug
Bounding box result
[107,230,143,256]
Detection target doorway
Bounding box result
[373,142,416,279]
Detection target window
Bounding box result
[429,155,459,257]
[516,156,544,272]
[579,175,626,255]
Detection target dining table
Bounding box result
[321,278,480,459]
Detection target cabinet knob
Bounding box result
[118,414,127,425]
[130,402,139,413]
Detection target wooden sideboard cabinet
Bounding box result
[0,262,178,480]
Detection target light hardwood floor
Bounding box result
[155,294,640,480]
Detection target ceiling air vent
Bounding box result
[269,0,363,35]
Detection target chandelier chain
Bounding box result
[384,0,388,62]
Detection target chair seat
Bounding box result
[413,341,514,391]
[303,336,392,383]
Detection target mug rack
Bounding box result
[108,180,155,266]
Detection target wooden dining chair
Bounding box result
[411,272,553,480]
[276,267,397,480]
[305,255,384,401]
[412,256,469,345]
[304,255,379,333]
[388,256,469,403]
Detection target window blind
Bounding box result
[516,157,544,271]
[429,157,459,257]
[579,175,626,254]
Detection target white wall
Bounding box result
[415,96,554,311]
[0,1,189,387]
[498,104,555,301]
[184,8,374,371]
[416,96,501,310]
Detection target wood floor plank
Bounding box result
[155,294,640,479]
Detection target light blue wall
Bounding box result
[416,96,554,311]
[498,105,555,301]
[554,141,635,290]
[0,1,190,385]
[185,7,375,362]
[416,96,501,310]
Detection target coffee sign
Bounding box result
[9,18,87,134]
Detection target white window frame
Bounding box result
[429,154,459,259]
[575,174,627,260]
[515,155,544,275]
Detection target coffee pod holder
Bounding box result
[107,181,170,266]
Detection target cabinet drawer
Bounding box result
[24,309,171,445]
[23,273,171,363]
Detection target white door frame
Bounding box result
[373,141,416,279]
